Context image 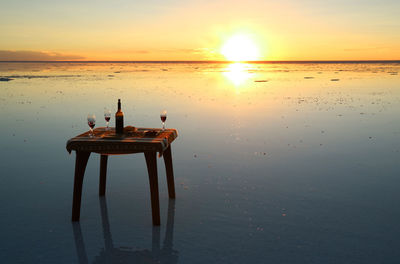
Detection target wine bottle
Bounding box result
[115,99,124,134]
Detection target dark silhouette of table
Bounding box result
[66,126,178,225]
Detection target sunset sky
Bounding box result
[1,0,400,61]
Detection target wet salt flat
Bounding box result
[0,62,400,263]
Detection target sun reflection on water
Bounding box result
[223,63,253,86]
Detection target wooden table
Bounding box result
[66,126,178,225]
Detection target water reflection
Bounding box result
[223,63,253,86]
[72,198,178,264]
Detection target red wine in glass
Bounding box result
[88,121,95,129]
[104,108,111,130]
[160,110,167,131]
[87,114,96,137]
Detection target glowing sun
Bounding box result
[221,34,261,61]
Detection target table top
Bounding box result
[66,126,178,154]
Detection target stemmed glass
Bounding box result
[160,110,167,131]
[104,108,111,130]
[87,114,96,137]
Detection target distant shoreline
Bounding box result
[0,60,399,64]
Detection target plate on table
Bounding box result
[101,133,126,139]
[143,130,159,136]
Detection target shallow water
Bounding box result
[0,62,399,263]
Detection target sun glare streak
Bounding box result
[221,34,260,62]
[223,63,253,86]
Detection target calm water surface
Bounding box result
[0,62,399,263]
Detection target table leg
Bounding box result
[99,155,108,196]
[72,151,91,221]
[163,146,176,199]
[144,151,161,226]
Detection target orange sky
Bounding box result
[1,0,400,61]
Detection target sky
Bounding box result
[1,0,400,61]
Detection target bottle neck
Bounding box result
[118,99,121,111]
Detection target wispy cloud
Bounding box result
[343,46,390,52]
[155,48,220,59]
[158,48,217,54]
[105,48,221,60]
[111,49,150,54]
[0,50,85,61]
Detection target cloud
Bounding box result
[343,46,389,52]
[134,50,149,54]
[0,50,85,61]
[111,49,150,54]
[158,48,219,56]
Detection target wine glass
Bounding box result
[160,110,167,131]
[87,114,96,137]
[104,108,111,130]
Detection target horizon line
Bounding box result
[0,60,400,64]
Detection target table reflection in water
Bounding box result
[72,198,178,264]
